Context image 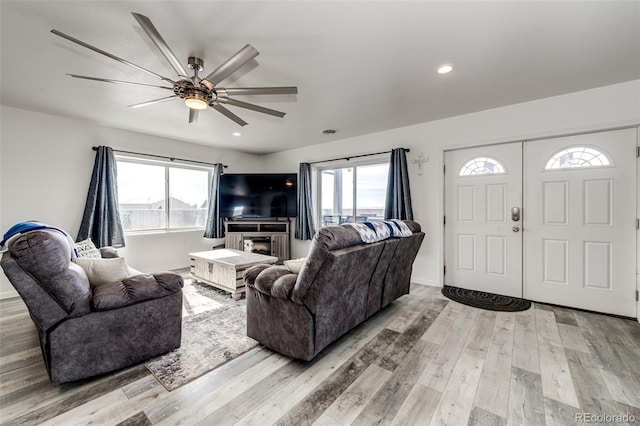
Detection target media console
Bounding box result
[224,219,290,263]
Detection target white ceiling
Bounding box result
[1,1,639,155]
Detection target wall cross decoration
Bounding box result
[412,153,429,175]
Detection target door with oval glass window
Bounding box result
[444,142,524,298]
[444,129,637,317]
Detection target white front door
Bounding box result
[524,129,637,317]
[444,142,523,298]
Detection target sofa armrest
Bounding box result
[99,247,120,259]
[91,271,183,311]
[243,264,298,301]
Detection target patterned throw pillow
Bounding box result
[75,238,101,258]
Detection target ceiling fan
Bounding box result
[51,12,298,126]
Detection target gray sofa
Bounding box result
[244,220,424,361]
[0,230,183,384]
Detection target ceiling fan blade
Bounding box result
[51,29,175,84]
[220,87,298,96]
[67,74,173,90]
[128,95,178,108]
[219,97,286,118]
[189,108,199,123]
[131,12,189,78]
[201,44,259,89]
[211,104,248,127]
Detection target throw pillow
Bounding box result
[284,257,306,274]
[75,238,101,258]
[72,257,131,286]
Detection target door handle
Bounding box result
[511,206,521,222]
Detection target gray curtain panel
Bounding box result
[295,162,316,240]
[77,146,125,248]
[203,163,224,239]
[384,148,414,220]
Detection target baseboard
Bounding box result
[411,278,441,287]
[0,290,19,300]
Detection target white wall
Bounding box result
[0,106,261,298]
[262,80,640,286]
[3,80,638,298]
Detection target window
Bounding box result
[545,147,610,170]
[459,157,505,176]
[319,163,389,227]
[117,159,210,232]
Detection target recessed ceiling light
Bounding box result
[437,64,454,74]
[322,129,337,135]
[232,132,241,137]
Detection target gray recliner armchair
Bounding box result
[1,229,183,384]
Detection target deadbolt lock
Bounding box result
[511,206,521,222]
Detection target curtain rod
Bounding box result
[92,147,228,168]
[308,148,410,165]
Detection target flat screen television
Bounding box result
[219,173,298,219]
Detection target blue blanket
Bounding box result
[344,219,413,243]
[0,221,78,256]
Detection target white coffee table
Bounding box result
[189,249,278,300]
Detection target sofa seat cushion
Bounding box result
[92,272,183,311]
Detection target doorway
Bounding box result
[444,128,637,316]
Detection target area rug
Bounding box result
[441,285,531,312]
[145,279,258,391]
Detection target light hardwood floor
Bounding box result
[1,284,639,425]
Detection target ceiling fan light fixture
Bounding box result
[52,13,296,126]
[185,96,208,110]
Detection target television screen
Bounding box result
[219,173,298,219]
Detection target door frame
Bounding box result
[636,130,640,323]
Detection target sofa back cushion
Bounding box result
[301,241,386,351]
[8,230,92,317]
[291,225,362,304]
[381,231,425,307]
[365,238,400,318]
[1,252,70,331]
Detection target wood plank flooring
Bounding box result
[1,284,638,425]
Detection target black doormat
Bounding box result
[441,285,531,312]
